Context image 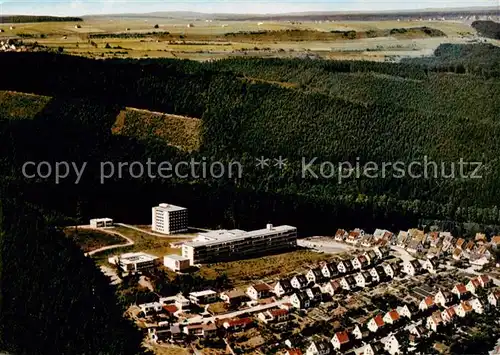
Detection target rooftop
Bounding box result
[118,252,157,264]
[154,203,187,212]
[183,224,296,247]
[189,290,217,297]
[164,254,190,261]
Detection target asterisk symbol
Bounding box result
[274,156,287,169]
[256,156,269,169]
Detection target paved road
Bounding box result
[74,225,134,256]
[180,298,289,325]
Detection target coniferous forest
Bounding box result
[1,43,500,353]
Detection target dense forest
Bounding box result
[1,40,500,354]
[0,15,83,23]
[0,193,150,354]
[1,44,500,235]
[472,20,500,39]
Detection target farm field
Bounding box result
[0,17,491,61]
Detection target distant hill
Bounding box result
[85,6,499,22]
[472,20,500,39]
[0,16,83,23]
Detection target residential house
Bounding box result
[323,279,342,296]
[340,275,356,291]
[396,231,410,247]
[274,279,294,298]
[352,255,370,270]
[384,334,401,355]
[455,301,473,317]
[396,305,412,319]
[306,340,332,355]
[351,325,363,340]
[435,290,454,308]
[441,233,454,252]
[464,241,475,254]
[469,298,484,313]
[183,323,204,337]
[247,283,272,300]
[441,307,456,324]
[491,235,500,249]
[373,246,390,259]
[466,278,482,295]
[456,238,466,250]
[383,310,400,325]
[364,250,378,265]
[361,235,374,248]
[419,296,436,311]
[452,248,463,260]
[346,229,364,244]
[407,240,424,254]
[374,229,393,242]
[364,343,385,355]
[451,284,469,299]
[403,259,422,276]
[286,349,303,355]
[355,271,372,288]
[426,311,443,332]
[220,289,249,305]
[291,274,309,290]
[307,268,326,285]
[487,289,500,307]
[382,263,398,279]
[291,291,311,309]
[337,260,353,274]
[422,258,439,274]
[428,232,442,247]
[307,286,323,301]
[367,314,385,332]
[335,229,348,242]
[409,324,427,338]
[475,233,487,244]
[223,317,253,331]
[369,267,383,283]
[331,331,350,350]
[258,308,290,324]
[477,274,492,288]
[202,323,217,338]
[321,262,338,279]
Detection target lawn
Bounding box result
[199,249,337,286]
[64,227,127,253]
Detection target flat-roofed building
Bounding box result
[90,218,113,228]
[152,203,188,235]
[109,252,159,273]
[182,224,297,265]
[164,254,190,272]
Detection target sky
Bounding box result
[0,0,497,16]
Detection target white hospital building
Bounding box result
[108,252,159,273]
[152,203,188,235]
[182,224,297,265]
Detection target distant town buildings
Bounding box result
[152,203,188,235]
[181,224,297,265]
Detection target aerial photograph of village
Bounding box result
[0,0,500,354]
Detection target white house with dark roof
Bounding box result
[340,275,356,291]
[291,274,309,289]
[355,271,372,288]
[273,279,293,298]
[322,279,342,296]
[337,260,353,274]
[435,290,454,308]
[321,263,338,279]
[306,340,332,355]
[307,268,326,285]
[291,291,311,309]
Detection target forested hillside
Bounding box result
[1,44,500,235]
[0,194,150,354]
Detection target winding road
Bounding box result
[74,225,135,256]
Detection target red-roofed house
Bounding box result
[441,307,456,324]
[286,349,303,355]
[383,310,400,324]
[367,314,385,332]
[331,331,350,350]
[419,296,436,311]
[223,317,253,331]
[477,275,492,288]
[452,284,469,299]
[466,278,482,295]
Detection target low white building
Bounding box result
[109,252,158,273]
[90,218,113,228]
[189,290,218,305]
[163,254,190,272]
